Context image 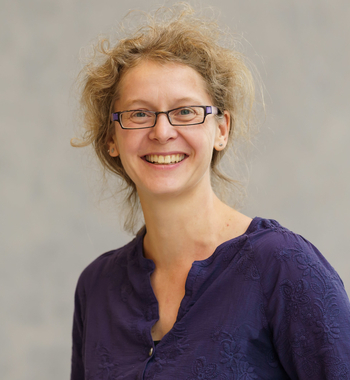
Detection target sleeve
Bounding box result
[259,232,350,379]
[70,278,86,380]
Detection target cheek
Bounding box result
[115,132,143,172]
[115,130,132,156]
[117,151,139,185]
[202,127,217,164]
[199,126,217,154]
[188,123,216,145]
[190,135,216,171]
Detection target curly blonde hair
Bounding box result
[72,2,256,233]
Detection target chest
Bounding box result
[82,274,286,380]
[150,272,187,340]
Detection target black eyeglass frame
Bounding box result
[111,105,222,130]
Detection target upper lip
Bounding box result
[141,151,189,157]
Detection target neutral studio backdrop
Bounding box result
[1,0,349,379]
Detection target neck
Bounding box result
[139,183,246,271]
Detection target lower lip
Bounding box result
[141,156,188,169]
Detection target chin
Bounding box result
[138,181,189,198]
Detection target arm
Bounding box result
[261,233,350,378]
[70,282,85,380]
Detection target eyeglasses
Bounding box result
[111,106,221,130]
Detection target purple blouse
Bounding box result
[71,217,350,379]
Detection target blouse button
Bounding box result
[148,347,153,356]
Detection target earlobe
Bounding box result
[107,136,119,157]
[214,111,230,151]
[214,141,225,151]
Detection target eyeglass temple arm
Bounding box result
[112,113,119,122]
[206,106,221,115]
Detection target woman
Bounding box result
[71,4,350,379]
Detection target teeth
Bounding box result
[145,154,185,164]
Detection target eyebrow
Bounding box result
[123,97,205,109]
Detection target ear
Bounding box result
[214,111,230,151]
[107,134,120,157]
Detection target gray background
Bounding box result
[1,0,349,379]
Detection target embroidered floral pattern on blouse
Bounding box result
[294,248,333,280]
[234,240,260,281]
[211,329,258,379]
[280,279,311,321]
[187,357,228,380]
[273,247,292,262]
[261,219,290,234]
[87,344,121,380]
[220,339,257,379]
[313,313,340,345]
[324,359,349,380]
[290,328,315,357]
[273,239,349,378]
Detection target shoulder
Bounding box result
[248,217,307,254]
[246,217,347,296]
[75,235,141,295]
[247,217,350,316]
[248,218,336,272]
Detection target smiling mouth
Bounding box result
[144,154,186,164]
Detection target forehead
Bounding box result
[116,60,212,108]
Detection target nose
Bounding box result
[148,112,178,144]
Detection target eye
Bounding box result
[131,111,149,118]
[169,107,204,125]
[178,107,195,116]
[124,110,155,126]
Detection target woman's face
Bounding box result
[109,60,229,199]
